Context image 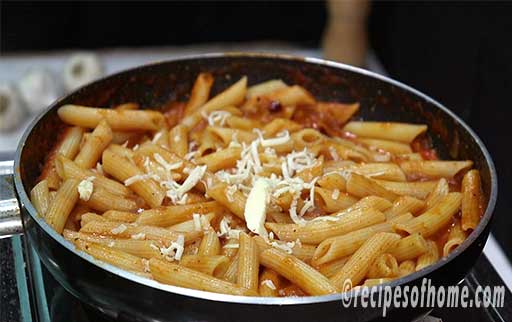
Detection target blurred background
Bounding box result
[1,0,511,279]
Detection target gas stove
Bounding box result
[0,235,510,322]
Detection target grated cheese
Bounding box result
[159,234,185,261]
[95,163,104,175]
[254,129,291,147]
[332,189,340,200]
[329,146,340,161]
[192,213,202,231]
[131,233,146,240]
[77,176,95,201]
[111,224,127,235]
[151,132,163,143]
[226,185,237,202]
[261,279,277,290]
[205,110,231,126]
[223,243,239,249]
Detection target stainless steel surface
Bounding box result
[6,53,499,321]
[0,160,22,238]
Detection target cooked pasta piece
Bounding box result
[416,240,440,271]
[343,121,427,143]
[331,232,401,288]
[443,222,467,257]
[367,253,399,279]
[461,169,482,231]
[30,179,50,217]
[45,178,80,233]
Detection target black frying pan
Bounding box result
[0,53,497,322]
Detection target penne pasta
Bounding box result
[373,179,438,199]
[331,232,401,288]
[461,169,482,231]
[237,233,259,292]
[45,178,80,233]
[394,193,462,237]
[399,160,473,179]
[258,268,281,297]
[198,230,222,256]
[58,104,165,131]
[357,138,413,155]
[398,260,416,277]
[168,124,189,157]
[136,201,223,227]
[346,173,399,202]
[266,207,385,244]
[149,258,256,296]
[74,120,113,169]
[384,196,426,219]
[312,213,412,266]
[180,255,229,277]
[343,121,427,143]
[367,253,399,279]
[443,222,467,257]
[30,179,50,217]
[102,149,165,208]
[259,248,338,296]
[416,240,440,271]
[389,233,429,262]
[184,72,215,116]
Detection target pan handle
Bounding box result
[0,160,23,238]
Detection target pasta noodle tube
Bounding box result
[312,213,412,266]
[389,233,429,262]
[44,126,85,189]
[259,248,338,296]
[222,253,240,283]
[399,160,473,179]
[45,178,80,233]
[291,128,326,150]
[373,179,438,200]
[265,85,316,106]
[238,233,260,292]
[343,121,427,143]
[58,104,165,131]
[196,147,242,172]
[169,213,216,233]
[385,196,426,219]
[331,232,401,289]
[253,236,316,262]
[80,212,107,227]
[262,118,302,136]
[180,255,230,276]
[266,207,385,244]
[136,201,223,227]
[416,240,440,271]
[207,183,246,220]
[346,173,399,202]
[207,127,256,145]
[333,162,407,182]
[30,179,50,217]
[398,260,416,277]
[357,138,412,155]
[461,169,482,231]
[362,278,393,287]
[56,154,132,196]
[226,116,262,132]
[367,253,399,279]
[184,72,214,116]
[394,192,462,237]
[79,220,201,244]
[75,240,146,273]
[247,79,287,98]
[102,149,165,208]
[443,222,467,257]
[259,268,282,297]
[64,230,163,259]
[181,76,247,129]
[168,124,189,157]
[102,210,138,223]
[424,178,449,210]
[314,187,358,213]
[79,186,138,213]
[149,258,256,296]
[318,172,347,191]
[74,119,113,169]
[198,230,222,256]
[316,257,349,278]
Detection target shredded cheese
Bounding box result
[261,279,277,290]
[159,234,185,261]
[77,176,95,201]
[205,110,231,126]
[332,189,340,200]
[131,233,146,240]
[111,224,127,235]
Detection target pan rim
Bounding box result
[13,52,498,306]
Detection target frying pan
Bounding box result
[0,53,497,322]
